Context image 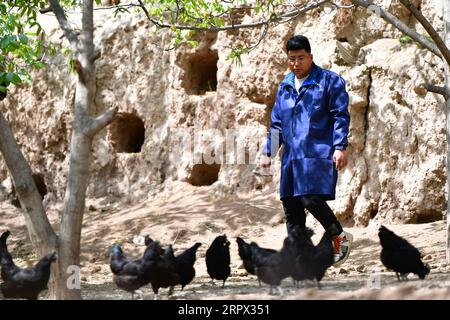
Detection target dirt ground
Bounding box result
[1,182,450,300]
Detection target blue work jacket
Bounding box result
[264,63,350,200]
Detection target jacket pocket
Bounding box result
[306,127,333,159]
[306,142,332,159]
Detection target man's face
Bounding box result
[287,49,313,79]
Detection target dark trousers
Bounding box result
[281,195,343,237]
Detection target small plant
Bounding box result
[226,44,249,67]
[399,34,432,49]
[62,47,75,73]
[399,35,413,44]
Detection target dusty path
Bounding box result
[78,269,450,300]
[1,183,449,300]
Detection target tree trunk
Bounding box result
[52,134,93,299]
[444,0,450,264]
[50,0,96,299]
[0,108,58,258]
[0,106,61,296]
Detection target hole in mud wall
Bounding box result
[10,173,47,208]
[109,113,145,153]
[181,49,218,95]
[32,173,47,199]
[369,208,378,219]
[415,210,444,224]
[187,164,221,186]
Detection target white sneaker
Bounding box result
[332,231,353,267]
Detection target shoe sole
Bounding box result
[333,232,353,267]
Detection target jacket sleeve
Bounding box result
[263,88,284,157]
[328,75,350,150]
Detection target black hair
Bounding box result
[286,35,311,53]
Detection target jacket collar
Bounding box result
[281,63,322,90]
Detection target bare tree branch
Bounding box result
[399,0,450,66]
[84,106,118,137]
[352,0,442,59]
[423,84,449,99]
[39,6,52,14]
[45,2,140,14]
[246,23,269,51]
[134,0,443,64]
[48,0,80,53]
[91,2,139,11]
[137,0,330,31]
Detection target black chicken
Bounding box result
[236,236,276,286]
[250,237,296,294]
[109,241,158,299]
[144,235,154,246]
[291,227,334,288]
[148,244,181,299]
[1,231,18,282]
[173,242,202,290]
[378,225,430,281]
[0,230,57,300]
[205,235,230,287]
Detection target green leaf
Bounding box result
[19,34,28,44]
[63,47,72,56]
[399,35,413,44]
[35,61,45,69]
[6,73,22,84]
[186,40,199,48]
[49,44,57,56]
[68,59,75,73]
[0,37,9,50]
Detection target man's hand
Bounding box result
[333,150,347,171]
[254,154,273,176]
[258,154,272,168]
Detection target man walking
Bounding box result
[258,35,352,266]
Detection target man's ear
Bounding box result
[310,53,314,60]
